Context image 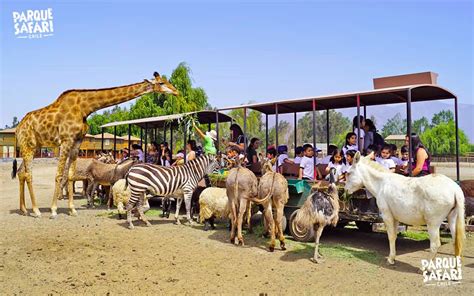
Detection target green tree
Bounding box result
[421,120,469,155]
[431,110,454,126]
[413,116,430,135]
[227,106,264,141]
[86,62,209,138]
[296,110,351,146]
[381,113,407,138]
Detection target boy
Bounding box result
[376,144,396,172]
[293,146,304,164]
[298,145,321,180]
[226,146,243,168]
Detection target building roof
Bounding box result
[100,111,233,129]
[0,128,16,134]
[218,84,456,114]
[119,135,141,141]
[385,134,407,141]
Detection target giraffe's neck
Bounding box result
[72,81,153,116]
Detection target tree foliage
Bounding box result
[421,120,469,156]
[431,110,454,126]
[381,113,407,138]
[413,116,430,135]
[86,62,209,138]
[297,110,351,147]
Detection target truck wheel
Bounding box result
[355,221,373,232]
[289,210,314,242]
[336,220,349,229]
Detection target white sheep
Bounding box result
[199,187,230,231]
[112,179,149,219]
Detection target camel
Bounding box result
[11,72,178,218]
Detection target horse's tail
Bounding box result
[454,187,466,257]
[11,159,18,179]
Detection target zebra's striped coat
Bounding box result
[125,154,219,228]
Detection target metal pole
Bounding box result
[454,97,460,181]
[101,127,104,152]
[215,110,219,153]
[144,123,148,162]
[183,124,187,163]
[243,108,248,151]
[265,114,269,150]
[275,104,279,168]
[407,89,413,176]
[326,109,330,151]
[293,112,297,156]
[113,125,117,160]
[127,124,131,152]
[356,94,361,149]
[163,123,167,144]
[140,128,143,147]
[208,122,211,132]
[170,125,174,157]
[363,105,367,119]
[312,100,317,179]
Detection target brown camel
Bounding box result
[12,72,178,218]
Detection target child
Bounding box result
[364,144,378,161]
[325,148,346,181]
[266,146,277,171]
[343,149,357,174]
[376,144,396,172]
[131,144,144,162]
[277,145,294,170]
[299,145,321,180]
[321,144,337,165]
[400,145,409,168]
[390,143,402,166]
[342,132,358,156]
[293,146,304,164]
[226,146,244,168]
[172,151,185,166]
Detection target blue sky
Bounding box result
[1,0,472,128]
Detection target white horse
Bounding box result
[344,152,465,265]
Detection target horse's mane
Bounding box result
[361,157,389,173]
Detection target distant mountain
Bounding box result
[339,101,473,142]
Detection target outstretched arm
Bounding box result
[193,122,205,139]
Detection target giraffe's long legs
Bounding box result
[65,142,81,216]
[51,142,73,219]
[18,149,41,217]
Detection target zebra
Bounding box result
[125,154,220,229]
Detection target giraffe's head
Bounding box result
[146,72,179,96]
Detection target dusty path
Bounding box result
[0,160,473,295]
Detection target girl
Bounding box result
[342,149,356,181]
[186,139,198,161]
[159,142,171,167]
[342,132,358,156]
[325,148,346,181]
[353,115,365,149]
[376,144,396,172]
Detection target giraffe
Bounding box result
[11,72,178,218]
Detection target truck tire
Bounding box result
[289,210,314,242]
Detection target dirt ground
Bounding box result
[1,160,473,295]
